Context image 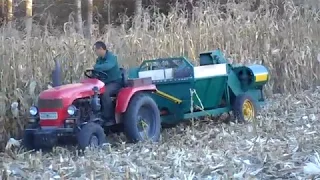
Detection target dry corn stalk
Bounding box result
[0,0,319,152]
[25,0,33,37]
[7,0,12,25]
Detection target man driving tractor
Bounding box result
[93,41,122,121]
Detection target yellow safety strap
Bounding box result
[154,90,182,104]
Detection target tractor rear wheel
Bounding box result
[232,94,257,123]
[77,122,107,150]
[123,93,161,143]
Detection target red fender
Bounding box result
[115,84,157,113]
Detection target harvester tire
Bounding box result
[232,94,257,123]
[77,122,107,150]
[123,93,161,143]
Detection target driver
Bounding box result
[93,41,122,121]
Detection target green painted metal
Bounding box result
[199,49,227,65]
[229,64,269,93]
[245,89,265,103]
[161,107,231,124]
[194,76,228,109]
[126,49,269,124]
[150,80,193,114]
[127,57,195,122]
[127,67,139,78]
[227,67,244,97]
[138,57,194,73]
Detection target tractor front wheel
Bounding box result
[123,93,161,143]
[22,124,39,151]
[77,122,107,150]
[232,94,257,123]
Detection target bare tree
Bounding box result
[134,0,142,28]
[1,0,5,19]
[104,0,112,25]
[26,0,33,37]
[75,0,83,35]
[87,0,93,38]
[7,0,12,27]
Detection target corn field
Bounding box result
[0,0,319,149]
[1,1,320,179]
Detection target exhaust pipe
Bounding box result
[51,57,62,87]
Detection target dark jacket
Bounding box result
[93,51,121,84]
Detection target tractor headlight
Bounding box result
[29,106,38,116]
[67,105,76,116]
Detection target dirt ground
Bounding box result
[1,89,320,180]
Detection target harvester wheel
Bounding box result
[77,122,107,150]
[232,94,257,123]
[123,93,161,143]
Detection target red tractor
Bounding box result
[23,49,269,150]
[23,63,161,150]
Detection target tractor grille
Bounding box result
[38,99,63,109]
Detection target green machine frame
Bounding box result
[128,49,268,125]
[128,56,229,124]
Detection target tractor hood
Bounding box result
[39,78,105,102]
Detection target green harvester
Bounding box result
[128,49,269,125]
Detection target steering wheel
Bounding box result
[84,69,109,79]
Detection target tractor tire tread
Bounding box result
[232,94,258,123]
[123,92,161,143]
[22,124,39,150]
[77,122,107,150]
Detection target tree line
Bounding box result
[0,0,186,36]
[0,0,263,28]
[0,0,317,37]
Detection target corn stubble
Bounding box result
[1,0,320,179]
